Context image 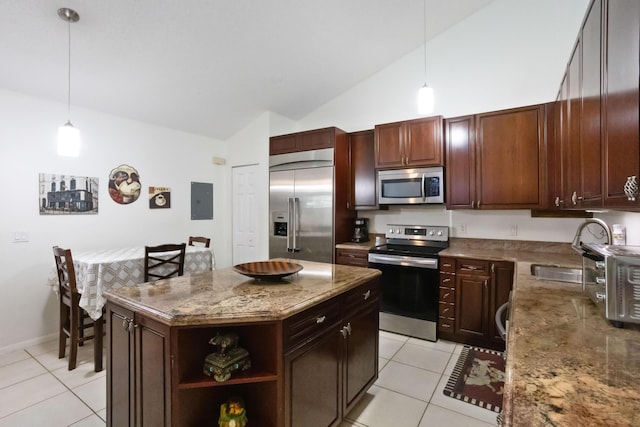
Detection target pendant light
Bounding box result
[417,0,434,115]
[57,7,80,157]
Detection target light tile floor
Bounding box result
[0,331,499,427]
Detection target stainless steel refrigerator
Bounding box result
[269,149,335,263]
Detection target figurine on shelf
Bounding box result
[218,396,248,427]
[203,332,251,382]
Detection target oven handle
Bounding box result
[368,253,438,269]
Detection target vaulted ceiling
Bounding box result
[1,1,495,139]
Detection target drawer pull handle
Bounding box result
[442,278,451,283]
[442,307,450,314]
[316,315,326,324]
[442,292,450,299]
[348,254,356,258]
[443,263,452,268]
[363,290,371,300]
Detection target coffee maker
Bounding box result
[352,218,369,243]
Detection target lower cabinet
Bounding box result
[283,282,379,427]
[107,278,379,427]
[437,257,513,350]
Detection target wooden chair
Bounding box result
[144,243,187,282]
[53,246,104,372]
[188,236,211,248]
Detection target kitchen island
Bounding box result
[442,239,640,426]
[103,259,381,427]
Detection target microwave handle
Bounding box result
[421,173,426,200]
[582,252,603,262]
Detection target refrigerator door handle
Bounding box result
[292,197,301,252]
[287,197,294,252]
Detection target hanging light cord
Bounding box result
[423,0,428,83]
[66,16,71,122]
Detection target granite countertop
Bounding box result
[103,259,380,327]
[444,239,640,426]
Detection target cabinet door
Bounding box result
[489,262,514,343]
[350,130,378,209]
[270,134,299,155]
[445,116,476,209]
[455,273,489,339]
[299,128,335,151]
[284,327,342,427]
[374,122,405,168]
[476,105,546,209]
[579,0,603,206]
[135,315,170,427]
[564,42,582,208]
[344,302,379,412]
[107,303,135,427]
[405,116,443,166]
[603,0,640,208]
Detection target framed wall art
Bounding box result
[149,186,171,209]
[39,173,99,215]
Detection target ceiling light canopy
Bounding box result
[57,7,80,157]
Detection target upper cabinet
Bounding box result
[374,116,444,169]
[602,0,640,208]
[446,104,549,210]
[269,127,339,155]
[349,130,384,210]
[552,0,640,210]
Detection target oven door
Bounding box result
[368,253,439,340]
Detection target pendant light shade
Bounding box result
[57,7,80,157]
[417,0,434,115]
[417,84,434,115]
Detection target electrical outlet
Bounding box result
[510,224,518,236]
[13,231,30,243]
[460,223,467,234]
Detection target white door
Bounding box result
[232,164,260,265]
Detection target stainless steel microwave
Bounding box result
[377,167,444,205]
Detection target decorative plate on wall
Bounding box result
[108,164,141,204]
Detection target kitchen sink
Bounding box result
[530,264,583,284]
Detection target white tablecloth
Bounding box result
[49,246,214,320]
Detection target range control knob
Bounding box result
[437,230,444,236]
[428,230,435,236]
[388,228,394,234]
[395,228,401,234]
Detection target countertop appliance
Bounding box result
[377,166,444,205]
[582,243,640,327]
[352,218,369,243]
[269,148,337,263]
[368,224,449,341]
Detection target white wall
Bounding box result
[0,89,229,351]
[296,0,593,242]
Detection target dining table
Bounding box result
[49,245,214,320]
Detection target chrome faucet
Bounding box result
[571,218,613,253]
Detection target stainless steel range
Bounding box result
[368,224,449,341]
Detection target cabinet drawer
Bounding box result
[440,257,455,273]
[439,302,454,318]
[336,248,370,267]
[438,317,455,332]
[285,300,341,351]
[457,258,489,274]
[344,282,379,314]
[439,274,454,288]
[439,287,455,303]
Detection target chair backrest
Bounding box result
[53,246,78,299]
[188,236,211,248]
[144,243,187,282]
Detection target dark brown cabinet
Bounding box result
[602,0,640,208]
[446,105,549,210]
[437,257,513,351]
[269,127,343,155]
[284,281,379,427]
[374,116,444,169]
[335,247,369,267]
[107,304,171,427]
[349,130,382,210]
